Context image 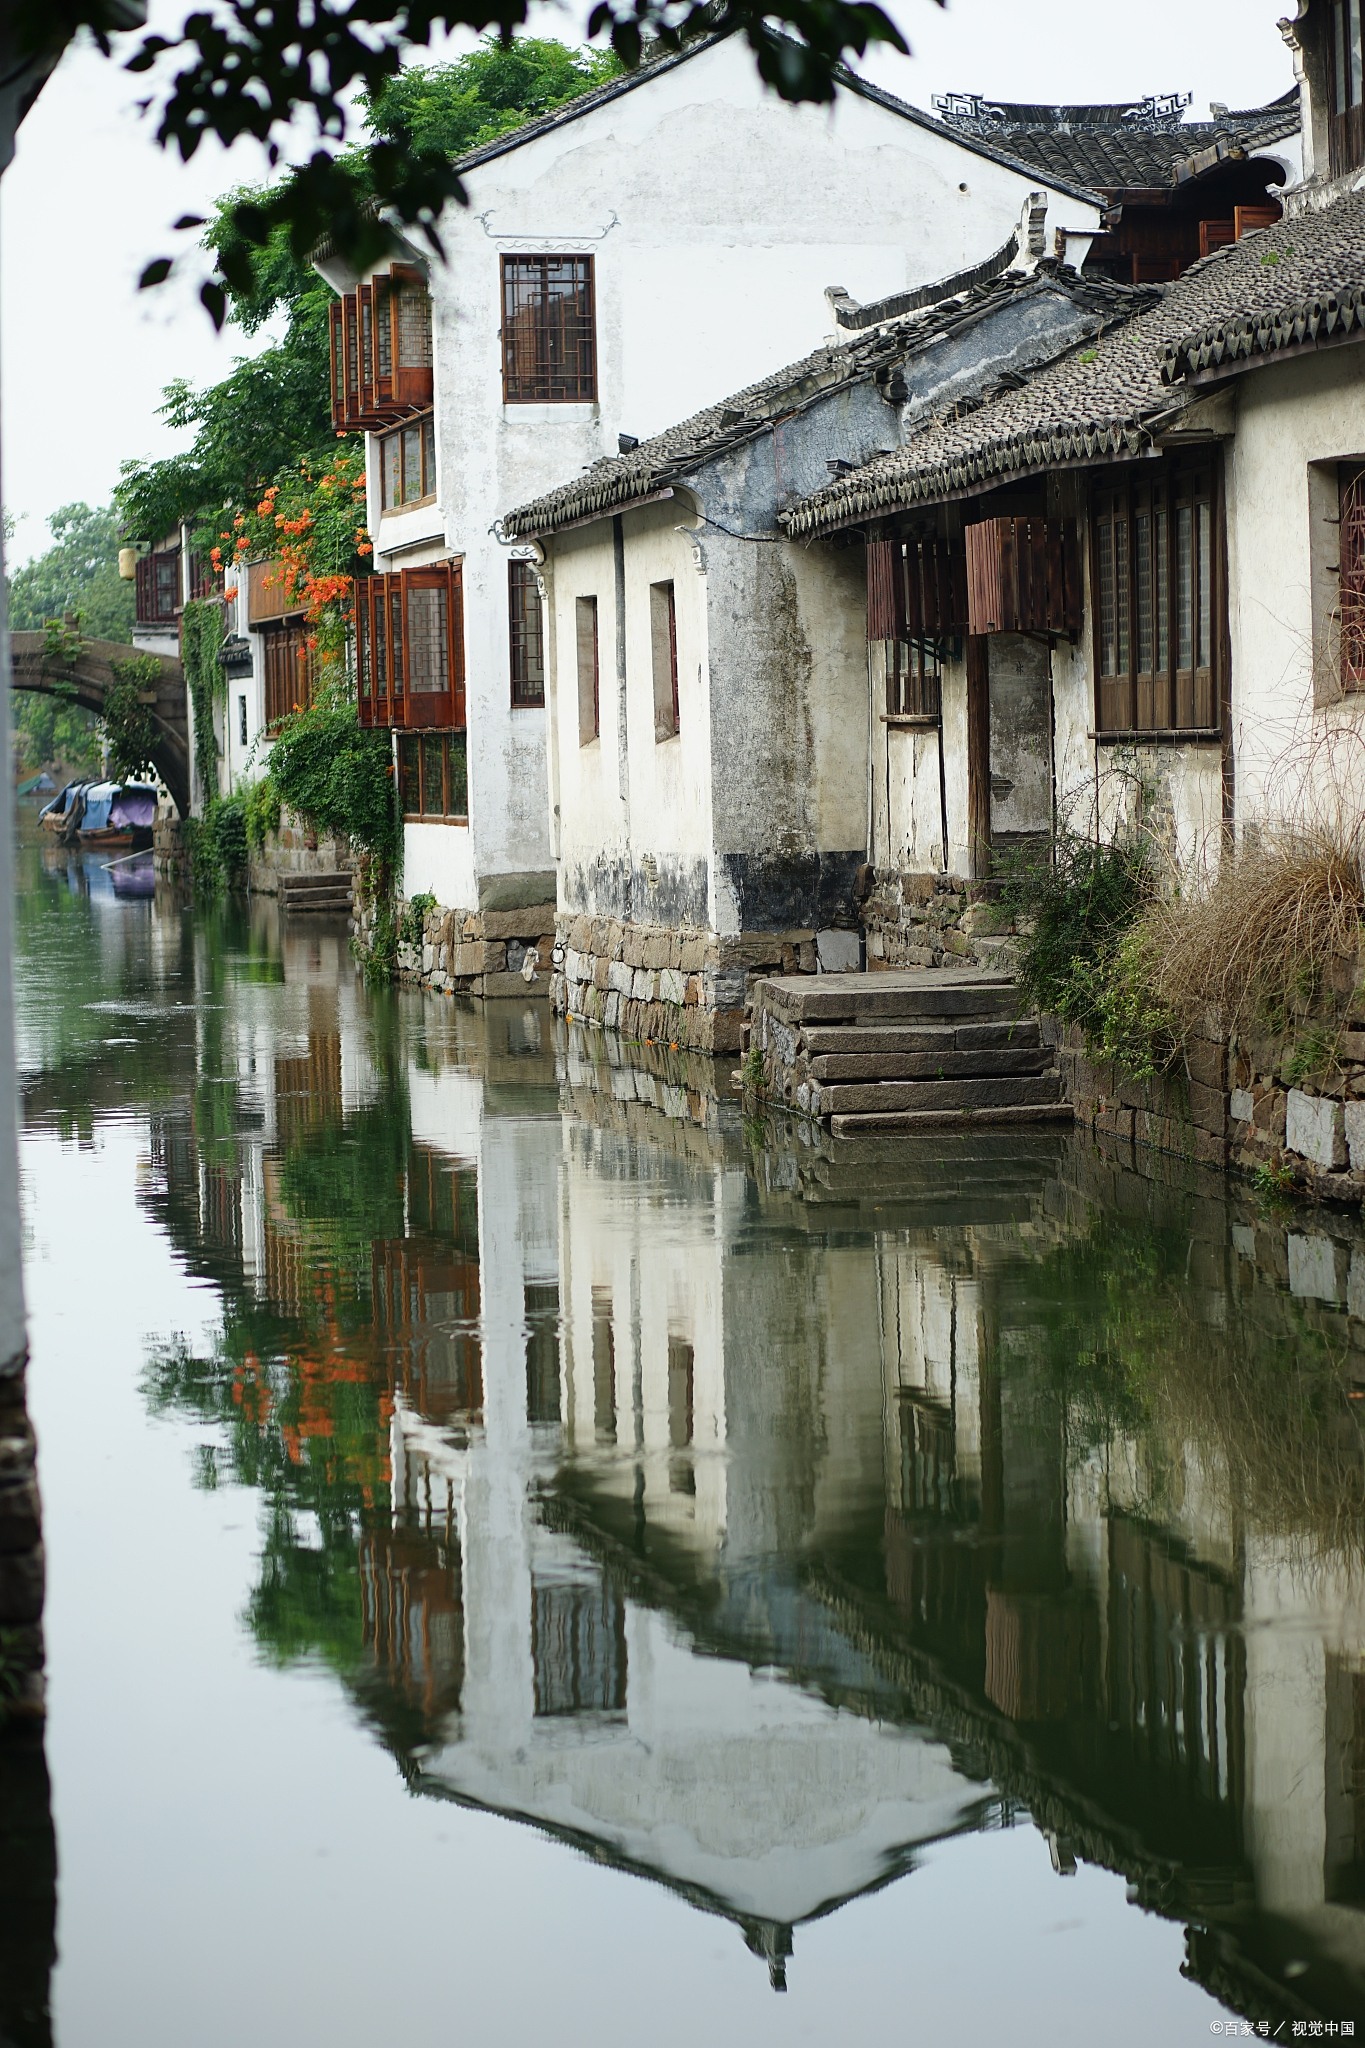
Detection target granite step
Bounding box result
[829,1102,1075,1137]
[802,1019,1040,1056]
[817,1074,1063,1116]
[809,1048,1054,1084]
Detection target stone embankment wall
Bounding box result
[247,810,354,895]
[858,867,1021,974]
[0,1351,43,1724]
[351,893,557,998]
[1052,1022,1231,1172]
[550,915,856,1054]
[1054,962,1365,1203]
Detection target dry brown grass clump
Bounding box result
[1142,826,1364,1040]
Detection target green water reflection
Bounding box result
[12,815,1365,2037]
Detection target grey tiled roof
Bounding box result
[783,190,1365,538]
[932,91,1299,193]
[501,268,1145,539]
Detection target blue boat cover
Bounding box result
[79,782,117,834]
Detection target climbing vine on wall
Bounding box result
[180,598,225,805]
[100,656,162,781]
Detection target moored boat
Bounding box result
[77,781,157,852]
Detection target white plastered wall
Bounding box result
[345,34,1100,911]
[1226,346,1365,835]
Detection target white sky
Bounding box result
[0,0,1293,567]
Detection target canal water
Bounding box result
[8,810,1365,2044]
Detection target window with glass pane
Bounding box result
[501,255,596,403]
[380,414,435,510]
[398,733,421,814]
[407,582,449,695]
[1091,455,1222,736]
[508,560,545,706]
[399,731,466,821]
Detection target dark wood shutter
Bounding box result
[1091,455,1223,737]
[965,518,1079,635]
[866,539,905,640]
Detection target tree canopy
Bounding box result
[115,37,638,546]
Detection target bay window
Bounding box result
[330,265,434,432]
[354,562,464,730]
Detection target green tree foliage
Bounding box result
[8,502,132,774]
[365,36,624,157]
[8,502,133,640]
[114,37,623,548]
[267,702,399,866]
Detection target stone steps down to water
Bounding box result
[278,872,353,914]
[749,969,1073,1138]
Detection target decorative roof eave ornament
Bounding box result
[1161,282,1365,383]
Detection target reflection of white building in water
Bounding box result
[379,1026,1365,2017]
[393,1022,992,1983]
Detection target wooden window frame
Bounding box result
[576,595,600,746]
[1340,462,1365,690]
[885,638,943,720]
[508,560,545,708]
[261,618,317,728]
[136,546,181,626]
[1331,0,1365,179]
[329,267,433,432]
[650,580,679,740]
[501,255,597,405]
[1091,452,1225,739]
[378,414,437,513]
[397,729,468,823]
[354,562,465,731]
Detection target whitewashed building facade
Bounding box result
[311,30,1106,986]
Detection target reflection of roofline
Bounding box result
[402,1755,993,1986]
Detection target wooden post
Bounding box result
[966,633,991,880]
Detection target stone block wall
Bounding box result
[551,915,835,1055]
[0,1352,44,1724]
[1051,1020,1231,1172]
[1052,978,1365,1204]
[858,866,1021,974]
[354,895,558,998]
[247,809,354,895]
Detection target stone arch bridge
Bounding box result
[10,633,191,818]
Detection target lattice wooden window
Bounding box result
[886,638,942,719]
[1340,464,1365,689]
[867,535,967,719]
[1332,0,1365,177]
[501,255,596,404]
[353,563,464,730]
[508,560,545,707]
[1092,454,1223,736]
[396,730,468,819]
[576,595,600,745]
